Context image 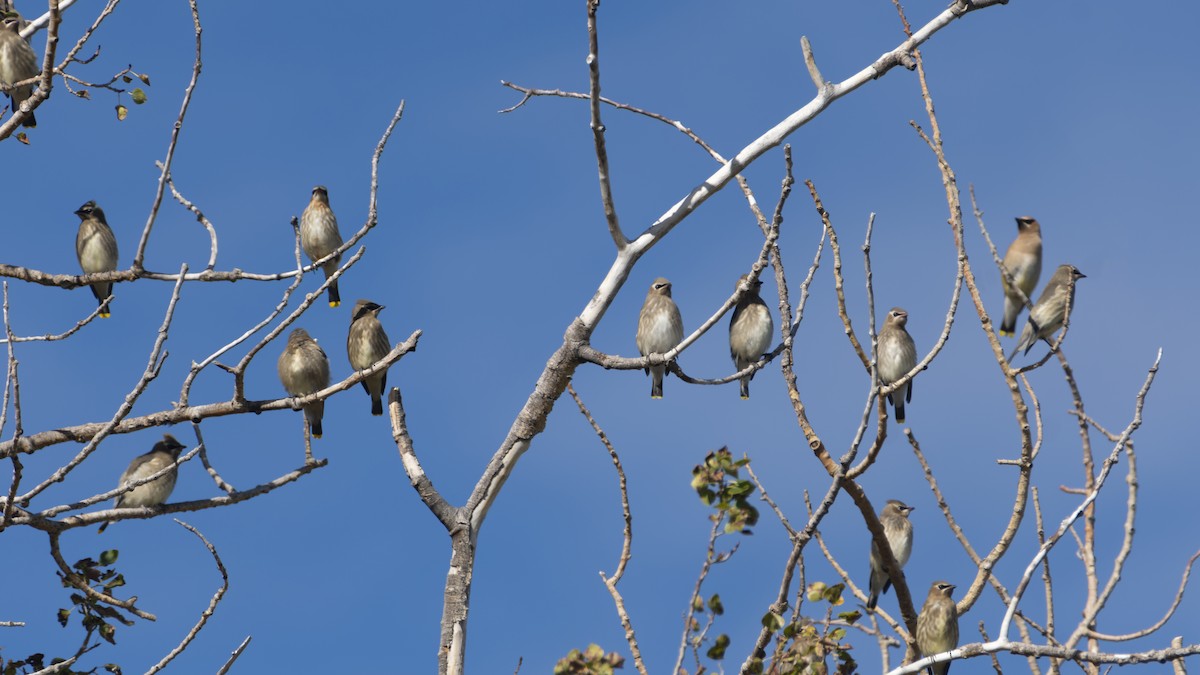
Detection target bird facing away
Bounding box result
[916,581,959,675]
[278,327,331,438]
[299,185,344,308]
[729,275,774,399]
[1008,264,1086,361]
[999,216,1043,337]
[0,11,38,128]
[73,201,119,318]
[866,499,915,611]
[97,434,186,533]
[635,277,684,399]
[877,307,917,423]
[347,299,391,416]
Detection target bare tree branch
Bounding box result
[144,520,229,673]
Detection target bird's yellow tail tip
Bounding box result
[99,311,111,319]
[329,300,341,308]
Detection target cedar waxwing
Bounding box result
[728,275,774,399]
[347,299,391,416]
[866,499,914,611]
[635,277,684,399]
[916,581,959,675]
[0,11,37,128]
[999,216,1043,337]
[278,327,331,438]
[74,201,119,318]
[878,307,917,423]
[1009,264,1086,361]
[299,185,344,307]
[97,434,186,533]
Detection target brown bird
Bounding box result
[999,216,1043,337]
[346,299,391,416]
[74,201,119,318]
[1009,264,1086,361]
[728,275,773,399]
[0,11,38,128]
[98,435,187,533]
[299,185,344,307]
[866,499,914,611]
[916,581,959,675]
[635,277,684,399]
[877,307,917,423]
[278,327,331,438]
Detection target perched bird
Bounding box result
[999,216,1043,337]
[1009,264,1086,361]
[98,434,187,533]
[878,307,917,423]
[299,185,344,307]
[74,201,119,318]
[866,499,915,611]
[0,11,38,128]
[728,275,774,399]
[916,581,959,675]
[347,299,391,416]
[278,328,331,438]
[635,277,684,399]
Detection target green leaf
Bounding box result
[99,549,119,566]
[838,610,861,624]
[583,644,605,660]
[56,608,71,627]
[761,610,785,630]
[707,594,724,615]
[116,104,128,121]
[823,583,846,606]
[130,88,147,105]
[705,633,730,660]
[726,480,754,496]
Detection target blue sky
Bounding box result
[2,0,1198,673]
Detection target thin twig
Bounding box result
[585,0,625,249]
[215,636,252,675]
[145,520,229,673]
